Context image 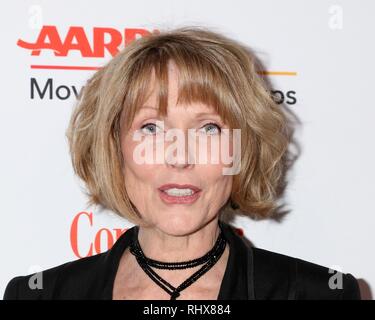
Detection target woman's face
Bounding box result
[120,62,233,236]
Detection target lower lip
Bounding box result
[158,189,201,204]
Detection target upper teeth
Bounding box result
[164,188,195,196]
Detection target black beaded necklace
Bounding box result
[129,223,227,300]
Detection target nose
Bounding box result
[165,129,196,170]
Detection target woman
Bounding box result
[4,27,360,300]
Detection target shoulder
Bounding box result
[3,252,107,300]
[251,247,361,300]
[3,227,135,300]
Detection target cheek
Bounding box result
[121,131,159,165]
[121,132,137,165]
[121,134,161,187]
[122,146,154,182]
[199,164,233,193]
[121,149,158,214]
[205,135,235,165]
[202,170,232,213]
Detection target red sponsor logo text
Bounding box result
[18,26,156,57]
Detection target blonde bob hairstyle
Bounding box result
[66,26,291,224]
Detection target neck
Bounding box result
[137,218,221,262]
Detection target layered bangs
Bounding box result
[120,38,240,133]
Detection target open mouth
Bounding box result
[158,185,202,204]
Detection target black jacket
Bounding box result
[3,221,361,300]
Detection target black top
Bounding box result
[3,221,360,300]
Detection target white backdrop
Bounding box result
[1,0,374,299]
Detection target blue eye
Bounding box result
[140,122,222,135]
[140,123,160,135]
[201,122,222,135]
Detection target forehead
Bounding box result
[120,55,236,134]
[137,62,220,117]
